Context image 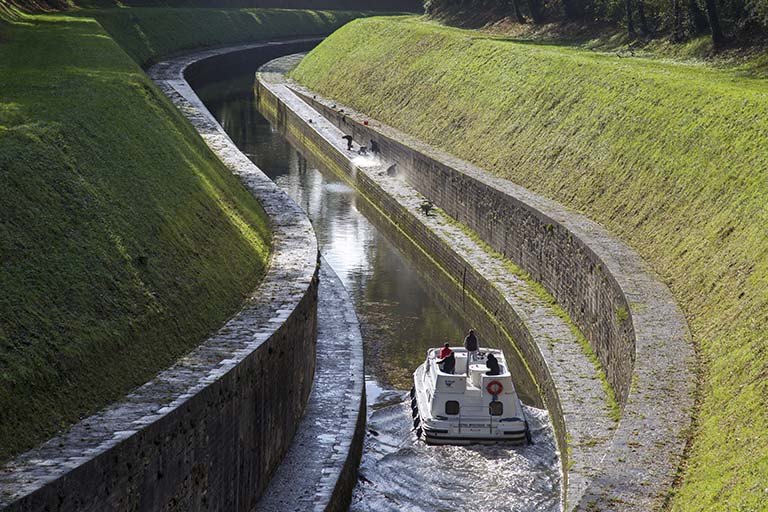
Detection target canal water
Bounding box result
[194,61,561,512]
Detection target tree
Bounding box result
[689,0,710,33]
[508,0,526,22]
[627,0,636,34]
[672,0,685,41]
[526,0,543,22]
[637,0,650,34]
[561,0,578,19]
[703,0,726,45]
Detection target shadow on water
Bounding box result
[194,56,561,512]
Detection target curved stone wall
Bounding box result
[0,41,320,512]
[258,64,696,511]
[301,94,643,404]
[255,259,366,512]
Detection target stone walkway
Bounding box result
[255,259,364,512]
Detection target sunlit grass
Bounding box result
[292,16,768,511]
[83,7,373,66]
[0,10,276,462]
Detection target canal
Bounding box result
[193,54,561,512]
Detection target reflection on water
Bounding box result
[196,72,560,511]
[200,85,463,389]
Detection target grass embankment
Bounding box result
[75,0,421,11]
[85,7,370,67]
[0,3,360,462]
[291,17,768,510]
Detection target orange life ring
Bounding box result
[486,380,504,395]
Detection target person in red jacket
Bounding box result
[436,343,456,374]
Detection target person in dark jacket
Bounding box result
[342,134,353,151]
[464,329,479,362]
[437,351,456,374]
[486,353,501,376]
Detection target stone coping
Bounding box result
[0,41,319,510]
[255,259,365,512]
[258,56,695,511]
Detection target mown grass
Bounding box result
[83,7,372,67]
[0,10,274,462]
[292,16,768,511]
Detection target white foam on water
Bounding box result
[351,154,381,168]
[323,182,355,194]
[351,389,561,512]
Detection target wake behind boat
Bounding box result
[411,346,531,445]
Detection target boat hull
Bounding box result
[411,363,531,446]
[422,428,529,446]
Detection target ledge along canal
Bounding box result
[192,53,561,512]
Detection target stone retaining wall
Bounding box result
[255,259,366,512]
[302,96,640,404]
[259,65,696,511]
[0,41,321,512]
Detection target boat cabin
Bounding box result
[426,347,519,422]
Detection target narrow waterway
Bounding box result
[194,61,561,512]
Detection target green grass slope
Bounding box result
[86,7,371,67]
[291,17,768,511]
[0,11,274,462]
[75,0,421,11]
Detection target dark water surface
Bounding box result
[195,65,561,512]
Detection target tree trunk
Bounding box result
[626,0,635,35]
[703,0,725,46]
[730,0,747,18]
[526,0,543,22]
[672,0,684,41]
[689,0,709,34]
[637,0,649,34]
[509,0,526,22]
[561,0,577,19]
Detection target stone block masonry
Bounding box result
[0,41,324,512]
[255,259,365,512]
[257,55,695,511]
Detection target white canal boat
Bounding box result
[411,347,531,445]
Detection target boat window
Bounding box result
[445,401,460,415]
[489,402,503,416]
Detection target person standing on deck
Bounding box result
[439,342,453,359]
[464,329,479,363]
